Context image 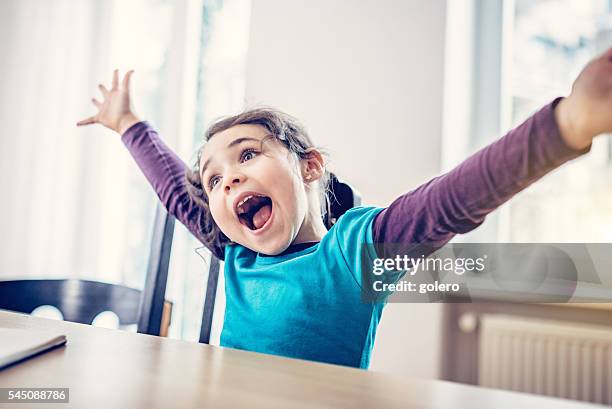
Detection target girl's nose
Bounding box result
[224,173,245,193]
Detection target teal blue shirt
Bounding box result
[220,206,385,368]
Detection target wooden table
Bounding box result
[0,311,606,409]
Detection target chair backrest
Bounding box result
[198,173,361,344]
[138,205,175,335]
[0,204,176,335]
[0,279,142,324]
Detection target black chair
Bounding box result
[198,173,362,344]
[0,204,176,336]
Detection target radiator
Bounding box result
[478,314,612,405]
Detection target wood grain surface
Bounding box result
[0,310,606,409]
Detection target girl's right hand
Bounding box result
[76,69,141,135]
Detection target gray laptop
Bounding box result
[0,328,66,369]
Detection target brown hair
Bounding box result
[185,107,330,259]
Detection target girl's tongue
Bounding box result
[252,203,272,229]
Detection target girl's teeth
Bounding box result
[237,195,253,212]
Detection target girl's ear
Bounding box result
[301,148,325,183]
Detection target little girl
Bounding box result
[78,49,612,368]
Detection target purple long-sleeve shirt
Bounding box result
[121,99,589,259]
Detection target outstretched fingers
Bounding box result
[98,84,109,98]
[77,69,131,128]
[122,70,134,91]
[112,69,119,90]
[76,116,97,126]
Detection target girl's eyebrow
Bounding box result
[201,136,261,176]
[226,136,260,148]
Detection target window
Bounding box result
[443,0,612,243]
[501,0,612,242]
[165,0,251,341]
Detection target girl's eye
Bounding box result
[208,175,221,190]
[241,149,258,162]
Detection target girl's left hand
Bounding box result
[555,47,612,150]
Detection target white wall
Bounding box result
[244,0,447,378]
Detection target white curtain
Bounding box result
[0,0,184,284]
[0,0,252,341]
[0,0,119,279]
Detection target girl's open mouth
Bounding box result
[235,194,273,231]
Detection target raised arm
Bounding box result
[372,99,588,258]
[77,70,210,251]
[373,47,612,258]
[120,122,208,245]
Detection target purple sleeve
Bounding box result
[121,122,208,246]
[372,98,591,257]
